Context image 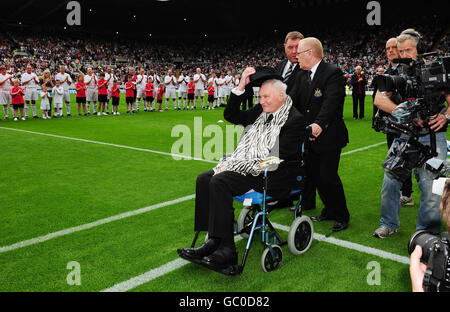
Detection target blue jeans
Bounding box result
[379,131,447,234]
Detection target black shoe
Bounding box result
[177,238,220,264]
[202,246,238,274]
[67,114,71,117]
[332,221,349,232]
[311,215,332,222]
[33,115,39,119]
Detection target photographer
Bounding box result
[410,179,450,292]
[373,29,450,238]
[373,38,415,207]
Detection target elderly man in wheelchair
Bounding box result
[177,66,314,275]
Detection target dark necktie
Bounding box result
[265,114,274,125]
[283,63,294,83]
[306,70,312,85]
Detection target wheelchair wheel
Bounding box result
[287,216,314,256]
[237,207,256,239]
[261,245,282,273]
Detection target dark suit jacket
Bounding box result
[275,59,300,95]
[350,73,367,95]
[224,91,306,195]
[291,61,349,153]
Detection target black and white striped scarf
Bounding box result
[213,96,293,176]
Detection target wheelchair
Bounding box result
[189,130,314,275]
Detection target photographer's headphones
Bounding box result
[402,31,425,54]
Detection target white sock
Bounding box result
[31,104,37,116]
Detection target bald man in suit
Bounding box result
[291,37,350,232]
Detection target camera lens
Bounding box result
[408,230,440,262]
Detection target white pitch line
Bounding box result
[101,223,409,292]
[342,141,385,156]
[101,236,245,292]
[272,223,410,265]
[0,126,217,164]
[0,194,195,254]
[0,127,384,164]
[101,258,189,292]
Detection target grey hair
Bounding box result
[261,79,287,97]
[397,28,421,47]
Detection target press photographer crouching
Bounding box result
[409,179,450,292]
[372,29,450,238]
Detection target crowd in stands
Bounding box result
[1,17,447,89]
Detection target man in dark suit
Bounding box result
[275,31,304,94]
[350,65,367,119]
[292,37,350,232]
[271,30,308,209]
[178,67,306,273]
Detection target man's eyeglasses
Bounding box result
[296,49,311,56]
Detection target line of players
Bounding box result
[0,65,251,121]
[128,67,243,112]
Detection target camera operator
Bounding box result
[373,38,415,208]
[410,179,450,292]
[373,29,450,239]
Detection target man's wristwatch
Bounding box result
[445,113,450,121]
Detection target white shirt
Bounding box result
[21,72,39,89]
[282,61,297,79]
[225,75,234,87]
[84,74,98,89]
[216,77,225,89]
[40,91,50,105]
[0,73,13,91]
[55,72,72,91]
[208,77,218,88]
[52,86,64,103]
[193,74,206,89]
[152,74,160,87]
[178,75,188,92]
[136,74,147,89]
[105,73,116,89]
[164,75,177,89]
[309,60,321,81]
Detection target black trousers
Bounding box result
[386,133,413,197]
[194,170,262,243]
[352,93,365,118]
[306,148,350,223]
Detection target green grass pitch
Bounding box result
[0,94,447,292]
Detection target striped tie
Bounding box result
[283,63,294,83]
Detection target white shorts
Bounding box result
[217,88,224,98]
[224,87,231,97]
[165,88,177,99]
[0,91,11,105]
[40,100,50,111]
[178,91,187,99]
[136,87,146,99]
[86,89,98,102]
[54,102,63,109]
[24,88,38,101]
[63,90,70,102]
[194,89,204,97]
